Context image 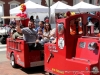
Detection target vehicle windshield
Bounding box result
[58,23,64,35]
[70,17,83,35]
[87,17,99,34]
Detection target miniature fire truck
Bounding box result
[6,3,44,68]
[6,38,44,68]
[44,13,100,75]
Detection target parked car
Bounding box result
[0,26,10,44]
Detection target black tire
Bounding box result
[49,73,55,75]
[0,35,2,38]
[0,37,6,44]
[10,53,17,68]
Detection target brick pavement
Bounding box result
[0,61,48,75]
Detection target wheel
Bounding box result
[0,37,6,44]
[0,35,1,38]
[10,53,17,68]
[49,73,55,75]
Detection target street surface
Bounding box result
[0,44,48,75]
[0,44,7,62]
[0,44,6,51]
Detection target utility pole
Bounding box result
[48,0,50,23]
[45,0,53,23]
[97,0,99,5]
[80,0,83,1]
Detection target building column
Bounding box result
[0,1,5,24]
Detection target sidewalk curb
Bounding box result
[0,48,6,51]
[0,45,6,50]
[0,45,6,47]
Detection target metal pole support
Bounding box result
[48,0,50,23]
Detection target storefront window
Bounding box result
[10,4,18,9]
[8,1,20,9]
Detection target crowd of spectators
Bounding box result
[8,15,56,50]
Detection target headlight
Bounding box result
[92,67,99,74]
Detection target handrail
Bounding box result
[72,57,90,63]
[26,42,35,43]
[14,41,21,44]
[9,47,21,52]
[82,36,99,39]
[9,40,21,44]
[9,40,15,42]
[8,39,21,51]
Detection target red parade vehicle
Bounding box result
[44,13,100,75]
[6,38,44,68]
[6,13,100,75]
[6,12,44,68]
